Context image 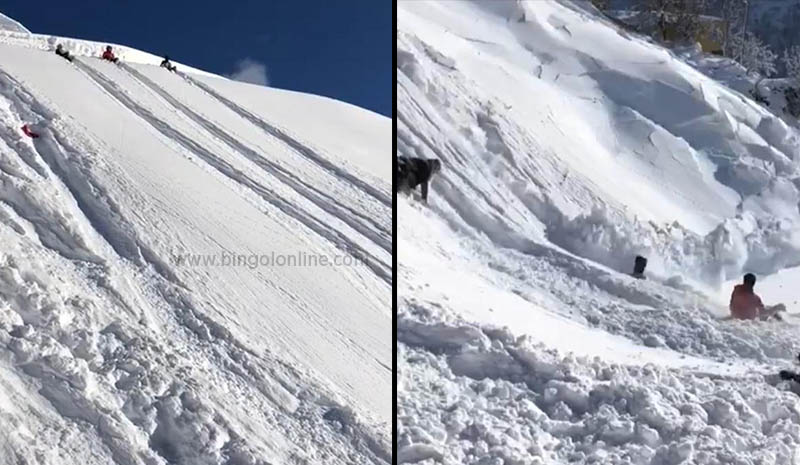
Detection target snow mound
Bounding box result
[398,318,800,465]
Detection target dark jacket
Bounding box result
[395,157,441,202]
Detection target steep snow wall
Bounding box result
[398,0,800,289]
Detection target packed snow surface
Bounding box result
[0,11,390,465]
[398,0,800,464]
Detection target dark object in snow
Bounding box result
[780,370,800,383]
[21,124,39,138]
[55,44,73,62]
[395,156,442,204]
[160,55,177,72]
[632,255,647,279]
[102,45,119,63]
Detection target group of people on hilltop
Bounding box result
[52,43,177,72]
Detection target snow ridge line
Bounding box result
[180,73,393,208]
[72,59,392,285]
[121,63,392,255]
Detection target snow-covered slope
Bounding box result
[0,13,29,34]
[398,0,800,463]
[0,13,390,465]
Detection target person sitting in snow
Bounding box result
[395,156,441,204]
[729,273,784,321]
[55,44,73,62]
[160,55,177,72]
[101,45,119,63]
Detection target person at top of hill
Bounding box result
[160,55,177,72]
[102,45,119,63]
[55,44,73,62]
[730,273,784,321]
[395,156,441,204]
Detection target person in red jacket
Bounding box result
[730,273,784,320]
[102,45,119,63]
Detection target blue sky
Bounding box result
[2,1,391,117]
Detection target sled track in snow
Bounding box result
[121,64,392,256]
[73,60,392,285]
[181,74,393,209]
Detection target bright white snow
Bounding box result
[398,0,800,464]
[0,11,390,465]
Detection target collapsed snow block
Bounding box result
[397,443,444,464]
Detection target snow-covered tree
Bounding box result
[673,0,708,42]
[636,0,677,40]
[728,32,776,102]
[719,0,746,58]
[730,32,777,77]
[783,46,800,117]
[783,45,800,85]
[638,0,708,42]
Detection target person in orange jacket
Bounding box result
[730,273,784,320]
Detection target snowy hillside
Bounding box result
[397,0,800,463]
[0,13,29,34]
[0,12,391,465]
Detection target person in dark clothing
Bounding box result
[55,44,73,62]
[102,45,119,63]
[632,255,647,280]
[395,156,442,203]
[781,369,800,383]
[160,55,177,72]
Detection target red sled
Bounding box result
[21,124,39,138]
